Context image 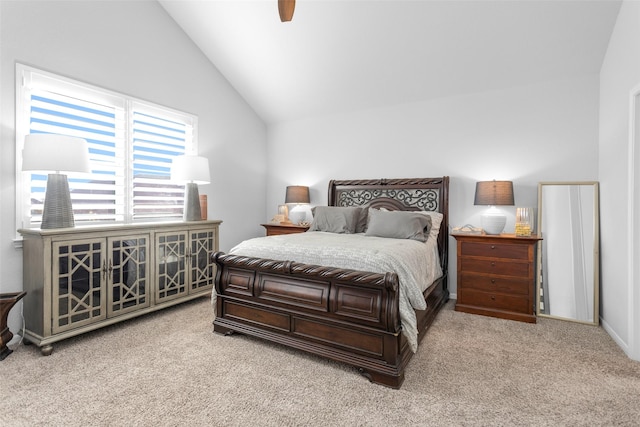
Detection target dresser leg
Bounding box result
[40,344,54,356]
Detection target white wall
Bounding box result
[267,75,600,296]
[0,1,267,337]
[599,0,640,360]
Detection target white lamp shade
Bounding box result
[22,134,91,173]
[171,155,210,184]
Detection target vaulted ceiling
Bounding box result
[159,0,621,124]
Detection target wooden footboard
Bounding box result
[212,251,449,388]
[213,176,449,388]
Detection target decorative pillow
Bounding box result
[376,208,443,242]
[354,206,368,233]
[365,208,432,242]
[419,211,444,242]
[309,206,361,233]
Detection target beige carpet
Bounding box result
[1,297,638,426]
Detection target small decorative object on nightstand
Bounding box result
[453,233,541,323]
[261,223,310,236]
[515,207,534,237]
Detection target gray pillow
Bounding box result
[365,208,432,242]
[354,206,368,233]
[310,206,361,233]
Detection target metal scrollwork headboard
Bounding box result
[335,188,440,212]
[328,177,450,273]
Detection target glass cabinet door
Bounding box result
[108,235,150,317]
[156,232,188,303]
[189,229,216,293]
[52,239,107,334]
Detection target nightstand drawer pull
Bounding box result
[491,245,496,249]
[491,261,496,266]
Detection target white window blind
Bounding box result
[16,64,197,228]
[28,87,125,223]
[131,105,191,220]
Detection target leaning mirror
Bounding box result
[536,182,600,325]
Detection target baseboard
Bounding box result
[600,316,632,358]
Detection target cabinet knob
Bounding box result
[491,245,496,249]
[491,261,496,267]
[491,296,496,300]
[491,279,496,284]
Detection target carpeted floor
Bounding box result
[1,297,638,426]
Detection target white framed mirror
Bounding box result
[536,182,600,325]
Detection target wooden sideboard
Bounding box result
[19,220,221,355]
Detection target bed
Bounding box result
[211,177,449,388]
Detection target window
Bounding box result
[16,64,197,228]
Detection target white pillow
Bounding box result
[421,211,444,242]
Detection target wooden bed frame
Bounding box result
[212,177,449,388]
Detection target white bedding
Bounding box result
[223,231,442,353]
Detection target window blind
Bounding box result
[131,108,192,220]
[17,64,197,227]
[28,88,125,223]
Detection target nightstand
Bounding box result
[261,223,310,236]
[452,233,541,323]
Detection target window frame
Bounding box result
[15,64,199,231]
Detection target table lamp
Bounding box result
[22,134,91,229]
[285,185,310,225]
[171,155,210,221]
[474,180,514,235]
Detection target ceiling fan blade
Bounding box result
[278,0,295,22]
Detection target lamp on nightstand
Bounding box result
[285,185,310,225]
[474,180,514,235]
[171,155,211,221]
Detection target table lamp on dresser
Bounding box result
[285,185,310,225]
[474,180,514,235]
[22,134,91,229]
[171,155,211,221]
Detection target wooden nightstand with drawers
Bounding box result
[452,233,541,323]
[261,223,310,236]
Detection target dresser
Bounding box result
[453,233,541,323]
[261,223,309,236]
[19,220,221,355]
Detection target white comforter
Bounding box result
[223,231,442,353]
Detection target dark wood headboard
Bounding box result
[327,177,450,274]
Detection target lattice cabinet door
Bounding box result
[189,229,216,293]
[52,238,107,334]
[108,235,150,317]
[156,231,188,303]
